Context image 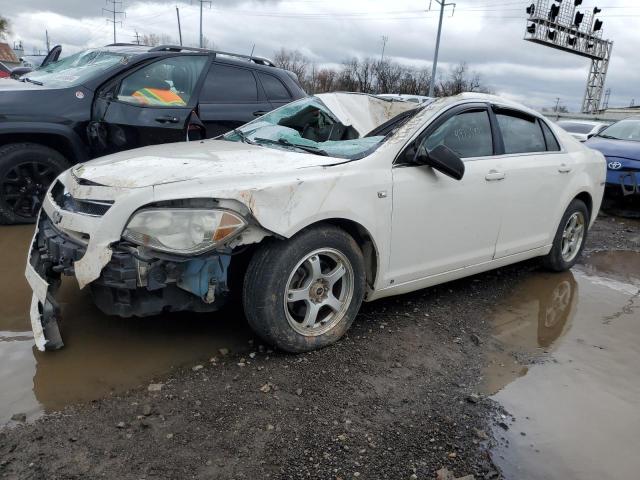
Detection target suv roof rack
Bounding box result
[149,45,276,67]
[104,43,143,47]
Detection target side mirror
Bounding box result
[415,144,465,180]
[587,133,596,139]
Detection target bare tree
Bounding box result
[271,48,489,97]
[141,33,160,46]
[273,48,309,82]
[0,16,10,39]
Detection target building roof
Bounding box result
[0,43,20,64]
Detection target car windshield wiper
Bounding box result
[596,133,620,140]
[254,137,329,156]
[22,77,44,86]
[232,128,258,145]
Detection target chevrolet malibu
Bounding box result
[25,93,606,352]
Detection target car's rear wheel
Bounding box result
[243,225,365,352]
[0,143,69,224]
[542,199,589,272]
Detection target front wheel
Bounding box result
[243,225,365,353]
[0,143,69,224]
[542,199,589,272]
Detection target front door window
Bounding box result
[117,56,207,107]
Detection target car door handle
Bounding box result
[253,110,268,117]
[485,170,505,181]
[155,115,180,124]
[558,164,572,173]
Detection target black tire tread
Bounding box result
[0,142,69,225]
[243,225,365,353]
[542,198,589,272]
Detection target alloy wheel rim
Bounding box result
[1,161,56,219]
[284,248,354,336]
[560,212,585,263]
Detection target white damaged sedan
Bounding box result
[25,92,605,352]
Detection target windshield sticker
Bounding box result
[56,74,80,83]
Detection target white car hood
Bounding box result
[73,140,342,188]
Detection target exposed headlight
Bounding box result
[123,209,247,255]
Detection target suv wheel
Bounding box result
[243,225,365,353]
[0,143,69,224]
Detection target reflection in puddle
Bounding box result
[0,226,253,425]
[485,251,640,480]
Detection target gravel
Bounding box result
[1,216,637,480]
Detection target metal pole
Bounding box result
[45,30,50,51]
[199,1,203,48]
[428,1,445,97]
[113,6,117,43]
[380,35,388,63]
[176,6,183,46]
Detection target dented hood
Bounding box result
[72,140,341,188]
[316,92,416,136]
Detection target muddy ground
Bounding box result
[1,215,639,480]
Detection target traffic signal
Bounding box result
[574,0,583,6]
[549,4,560,21]
[593,7,602,15]
[567,36,577,46]
[527,23,536,34]
[593,19,603,31]
[548,29,557,40]
[574,11,584,27]
[526,3,535,15]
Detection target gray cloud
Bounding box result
[4,0,638,111]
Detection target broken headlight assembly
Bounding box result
[123,208,247,255]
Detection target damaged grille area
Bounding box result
[50,181,113,217]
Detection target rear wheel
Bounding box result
[542,199,589,272]
[243,225,365,353]
[0,143,69,224]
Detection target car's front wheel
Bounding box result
[243,225,365,352]
[0,143,69,224]
[542,199,589,272]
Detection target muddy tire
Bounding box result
[243,225,365,353]
[542,199,589,272]
[0,143,69,225]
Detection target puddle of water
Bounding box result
[485,251,640,480]
[0,226,253,425]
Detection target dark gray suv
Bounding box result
[0,44,306,224]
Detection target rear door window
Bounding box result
[200,63,258,103]
[258,72,291,101]
[496,110,546,154]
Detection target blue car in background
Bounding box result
[585,116,640,200]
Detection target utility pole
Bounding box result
[133,30,141,45]
[45,30,50,51]
[554,97,561,112]
[103,0,125,44]
[176,6,183,46]
[380,35,388,63]
[193,0,212,49]
[428,0,456,97]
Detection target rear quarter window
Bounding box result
[258,72,291,101]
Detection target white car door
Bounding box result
[491,107,571,258]
[387,104,504,286]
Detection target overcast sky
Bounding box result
[3,0,639,111]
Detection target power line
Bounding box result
[103,0,125,44]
